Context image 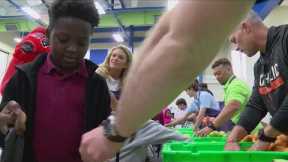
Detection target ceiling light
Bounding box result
[26,0,42,6]
[113,33,124,42]
[167,0,178,11]
[95,1,106,15]
[21,6,41,20]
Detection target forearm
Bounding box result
[264,124,282,138]
[166,117,185,127]
[270,118,288,135]
[131,11,171,68]
[187,113,197,122]
[270,95,288,133]
[194,119,202,130]
[237,106,266,134]
[227,125,248,142]
[195,110,205,129]
[213,101,240,128]
[116,1,255,137]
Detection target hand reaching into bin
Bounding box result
[248,140,271,151]
[196,127,213,137]
[224,141,241,151]
[0,100,26,135]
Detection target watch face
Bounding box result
[102,119,113,135]
[101,117,127,143]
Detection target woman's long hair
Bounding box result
[96,45,132,85]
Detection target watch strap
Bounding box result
[258,129,276,143]
[101,115,127,143]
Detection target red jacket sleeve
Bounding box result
[0,26,50,94]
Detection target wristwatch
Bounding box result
[258,129,276,143]
[207,122,217,131]
[101,115,127,143]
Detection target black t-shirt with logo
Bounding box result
[238,25,288,133]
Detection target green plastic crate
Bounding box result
[191,136,227,143]
[177,132,226,143]
[176,128,194,134]
[176,128,194,138]
[162,142,288,162]
[176,128,227,139]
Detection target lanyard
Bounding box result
[227,75,236,85]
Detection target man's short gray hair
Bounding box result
[245,10,263,24]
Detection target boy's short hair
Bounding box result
[187,79,199,91]
[211,58,232,69]
[48,0,100,30]
[176,98,187,106]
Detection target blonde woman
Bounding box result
[96,45,132,111]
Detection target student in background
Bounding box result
[0,26,50,94]
[199,83,214,96]
[173,98,187,119]
[165,80,219,129]
[96,45,132,111]
[152,107,172,125]
[190,80,220,130]
[163,108,173,125]
[197,58,251,136]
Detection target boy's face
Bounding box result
[177,104,187,111]
[186,88,196,97]
[165,109,171,115]
[49,17,91,71]
[213,65,231,85]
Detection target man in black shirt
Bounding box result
[226,11,288,151]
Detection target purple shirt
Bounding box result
[33,56,88,162]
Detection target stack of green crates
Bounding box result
[162,142,288,162]
[164,128,288,162]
